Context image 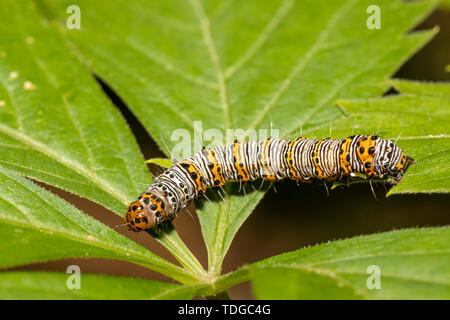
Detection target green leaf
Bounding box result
[307,79,450,194]
[0,165,197,284]
[0,0,205,278]
[196,183,268,276]
[43,0,439,147]
[41,0,439,276]
[145,158,174,168]
[387,80,450,194]
[250,227,450,299]
[0,1,150,214]
[0,271,203,299]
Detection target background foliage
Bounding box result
[0,0,448,299]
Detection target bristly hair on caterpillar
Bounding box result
[124,135,415,232]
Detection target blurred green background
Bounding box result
[12,7,450,299]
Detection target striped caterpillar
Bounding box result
[124,135,414,232]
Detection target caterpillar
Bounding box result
[124,135,415,232]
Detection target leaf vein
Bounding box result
[190,0,231,129]
[246,0,358,134]
[224,0,295,79]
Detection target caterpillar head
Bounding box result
[389,151,415,184]
[124,191,167,232]
[374,139,415,184]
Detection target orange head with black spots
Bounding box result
[124,200,154,232]
[124,191,168,232]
